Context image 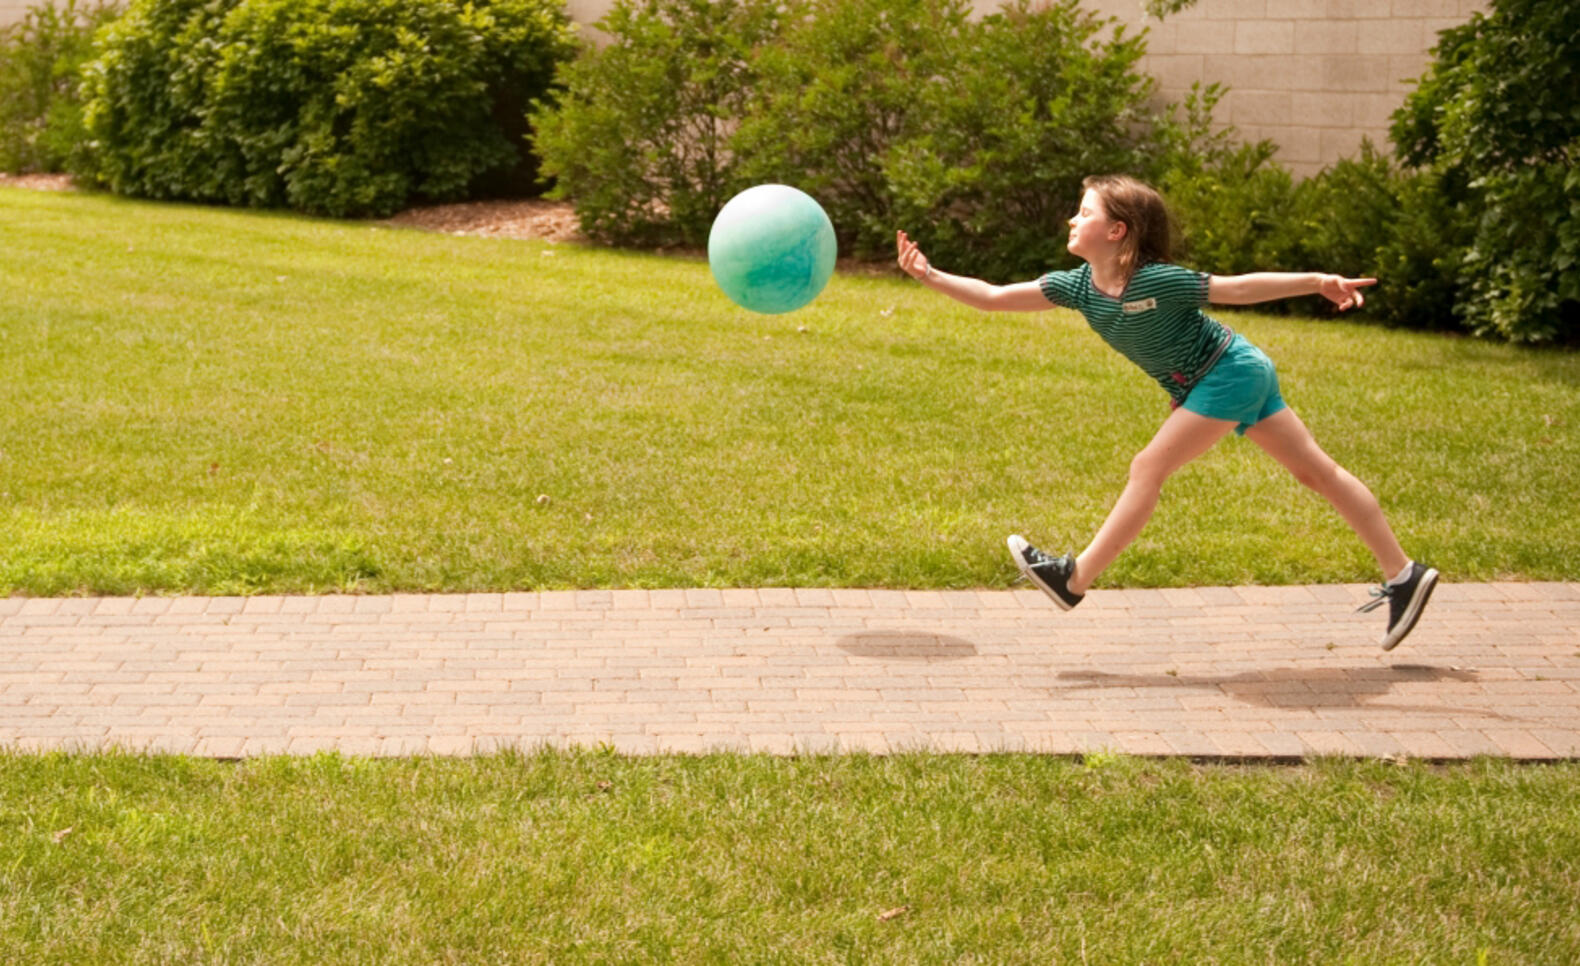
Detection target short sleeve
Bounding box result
[1038,269,1084,309]
[1136,262,1210,309]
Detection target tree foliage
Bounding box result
[532,0,1221,279]
[79,0,576,217]
[0,0,120,174]
[1392,0,1580,344]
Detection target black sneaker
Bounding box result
[1357,561,1439,651]
[1007,535,1084,610]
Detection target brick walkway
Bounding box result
[2,583,1576,760]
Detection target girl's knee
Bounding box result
[1128,450,1173,489]
[1288,455,1341,492]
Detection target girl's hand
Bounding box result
[896,230,931,280]
[1318,274,1377,311]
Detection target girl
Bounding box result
[896,174,1436,651]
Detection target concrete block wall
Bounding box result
[0,0,30,26]
[1079,0,1488,177]
[4,0,1485,179]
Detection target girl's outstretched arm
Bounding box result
[897,230,1054,312]
[1209,272,1377,311]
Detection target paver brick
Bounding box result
[3,583,1577,759]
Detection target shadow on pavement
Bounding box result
[836,631,978,662]
[1055,664,1518,720]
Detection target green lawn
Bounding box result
[3,186,1577,594]
[4,189,1578,964]
[2,751,1576,963]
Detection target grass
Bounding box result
[4,189,1577,963]
[1,750,1575,963]
[3,186,1578,595]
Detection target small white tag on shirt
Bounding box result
[1122,297,1157,314]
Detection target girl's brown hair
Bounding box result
[1082,174,1172,281]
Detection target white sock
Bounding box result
[1385,561,1414,587]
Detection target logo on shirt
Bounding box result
[1122,297,1157,314]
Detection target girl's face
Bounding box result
[1067,188,1125,260]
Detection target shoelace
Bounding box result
[1022,547,1059,568]
[1010,547,1055,584]
[1012,549,1069,585]
[1356,585,1393,613]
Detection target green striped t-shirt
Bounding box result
[1039,261,1233,403]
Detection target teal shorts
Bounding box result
[1181,334,1287,435]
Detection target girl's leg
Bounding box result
[1070,408,1238,594]
[1242,408,1409,579]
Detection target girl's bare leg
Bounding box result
[1070,408,1238,595]
[1243,408,1409,579]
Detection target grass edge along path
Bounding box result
[0,749,1576,963]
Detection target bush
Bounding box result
[1159,141,1474,333]
[1391,0,1580,344]
[535,0,1212,279]
[528,0,787,248]
[1161,137,1297,279]
[1367,166,1474,332]
[77,0,230,201]
[533,0,1567,345]
[1286,144,1472,331]
[79,0,576,217]
[0,0,120,174]
[882,0,1170,280]
[731,0,973,260]
[1284,143,1395,280]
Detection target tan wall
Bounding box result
[6,0,1485,177]
[1079,0,1487,177]
[0,0,31,26]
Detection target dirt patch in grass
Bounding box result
[4,175,897,272]
[0,172,74,191]
[3,173,584,243]
[383,197,585,243]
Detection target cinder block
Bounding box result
[1357,18,1425,54]
[1236,19,1296,54]
[1296,19,1358,54]
[1320,54,1394,92]
[1175,21,1236,54]
[1391,0,1463,16]
[1229,90,1295,126]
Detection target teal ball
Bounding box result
[708,184,837,314]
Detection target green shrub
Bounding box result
[1391,0,1579,344]
[535,0,1208,278]
[731,0,972,260]
[531,0,1565,346]
[1161,137,1297,280]
[1286,144,1472,331]
[1367,166,1474,332]
[529,0,788,248]
[1160,142,1473,333]
[882,0,1166,280]
[78,0,232,200]
[79,0,576,217]
[1148,104,1484,334]
[1285,142,1396,280]
[0,0,120,174]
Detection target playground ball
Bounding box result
[708,184,837,314]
